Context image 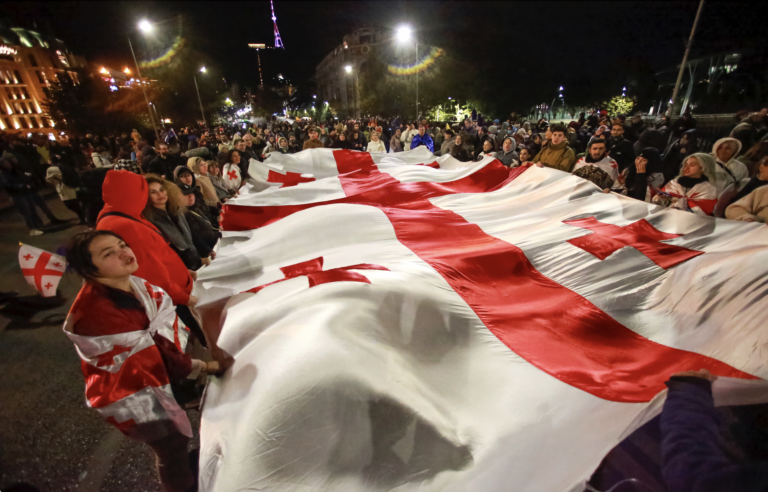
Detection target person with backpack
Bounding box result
[46,153,85,224]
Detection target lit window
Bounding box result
[13,70,23,84]
[36,71,45,84]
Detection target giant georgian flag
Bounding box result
[195,148,768,491]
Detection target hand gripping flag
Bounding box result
[18,244,66,297]
[64,277,192,442]
[195,149,768,492]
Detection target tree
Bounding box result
[605,95,637,115]
[43,69,148,136]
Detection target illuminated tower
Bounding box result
[271,0,284,49]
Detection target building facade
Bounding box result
[315,27,383,118]
[0,22,86,134]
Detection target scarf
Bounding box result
[677,175,708,189]
[147,208,194,251]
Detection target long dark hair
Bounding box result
[66,230,125,282]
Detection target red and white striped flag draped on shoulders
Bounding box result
[63,277,192,442]
[196,147,768,492]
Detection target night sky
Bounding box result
[4,1,766,103]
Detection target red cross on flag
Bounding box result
[196,148,768,492]
[18,244,67,297]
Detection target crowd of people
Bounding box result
[1,107,768,491]
[2,108,767,240]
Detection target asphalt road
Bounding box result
[0,195,200,492]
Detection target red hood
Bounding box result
[99,170,148,220]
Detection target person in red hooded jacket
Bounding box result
[96,170,210,346]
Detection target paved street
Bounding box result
[0,195,200,492]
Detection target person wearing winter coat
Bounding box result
[187,157,220,207]
[608,123,636,172]
[652,153,718,216]
[671,109,697,138]
[633,128,667,156]
[572,138,619,190]
[437,130,456,157]
[96,170,202,334]
[400,123,418,147]
[410,125,435,152]
[46,154,85,224]
[91,147,114,169]
[390,128,404,152]
[494,137,520,167]
[660,369,768,492]
[450,134,471,162]
[614,148,665,202]
[176,180,221,260]
[1,155,65,235]
[147,143,183,179]
[367,132,386,153]
[710,137,749,197]
[475,139,496,161]
[533,125,576,172]
[206,161,232,200]
[725,157,768,222]
[331,132,354,150]
[144,174,203,272]
[495,122,509,149]
[222,149,242,191]
[662,128,699,183]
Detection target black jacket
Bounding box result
[608,137,636,173]
[148,154,183,179]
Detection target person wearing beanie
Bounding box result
[436,129,456,156]
[614,147,665,202]
[652,153,718,216]
[175,176,220,265]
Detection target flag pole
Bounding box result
[667,0,705,117]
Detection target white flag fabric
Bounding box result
[195,149,768,492]
[18,243,66,297]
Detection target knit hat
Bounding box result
[488,125,498,134]
[680,153,717,181]
[173,166,197,193]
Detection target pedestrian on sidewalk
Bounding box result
[46,153,85,224]
[0,155,66,236]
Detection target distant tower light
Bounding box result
[271,0,284,48]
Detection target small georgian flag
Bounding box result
[18,244,66,297]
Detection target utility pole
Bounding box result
[667,0,705,117]
[415,37,419,119]
[127,35,160,143]
[193,75,206,128]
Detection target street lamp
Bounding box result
[138,19,153,33]
[344,65,352,74]
[194,67,207,129]
[396,24,418,118]
[128,19,160,142]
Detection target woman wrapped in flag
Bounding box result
[63,230,222,492]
